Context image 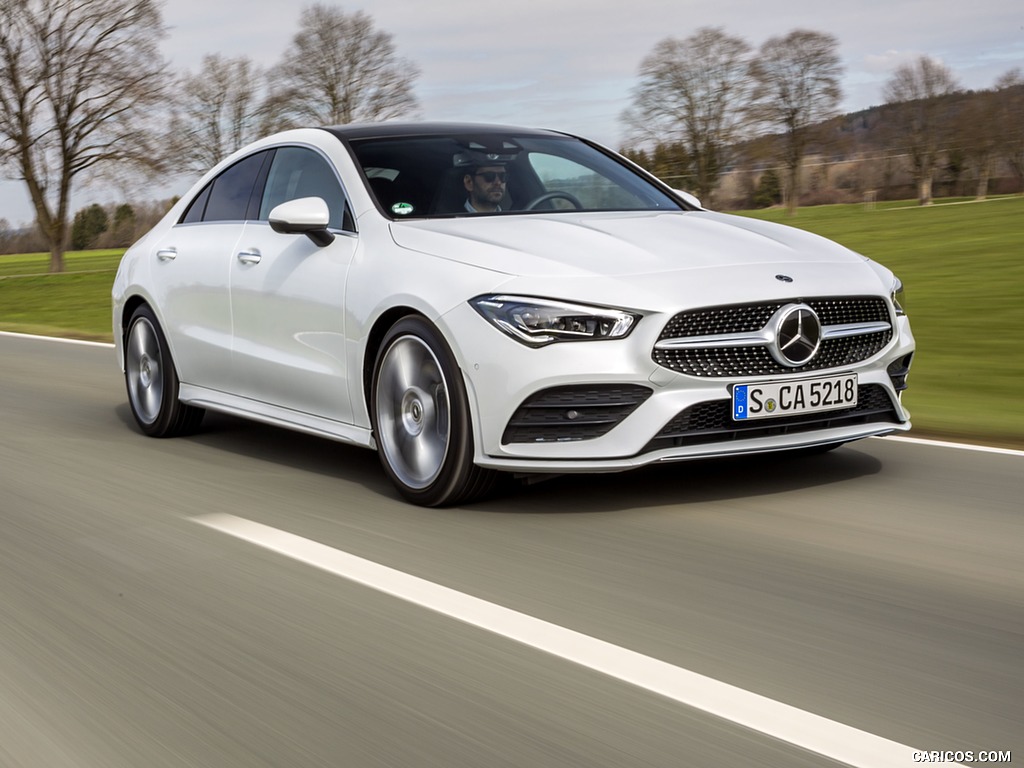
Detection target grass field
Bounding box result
[2,198,1022,445]
[0,250,121,340]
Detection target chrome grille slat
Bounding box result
[821,321,892,339]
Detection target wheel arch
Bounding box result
[361,305,427,421]
[122,301,205,437]
[121,295,150,340]
[116,294,151,370]
[360,306,480,444]
[364,311,498,505]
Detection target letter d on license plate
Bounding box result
[733,373,858,421]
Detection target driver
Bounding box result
[463,163,507,213]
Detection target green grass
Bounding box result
[0,250,120,340]
[0,248,123,277]
[735,195,1024,446]
[2,198,1023,446]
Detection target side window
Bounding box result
[259,146,353,231]
[194,151,269,223]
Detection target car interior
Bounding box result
[351,136,549,217]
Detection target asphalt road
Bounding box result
[1,332,1021,767]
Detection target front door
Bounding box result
[228,146,358,424]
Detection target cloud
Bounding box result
[863,50,931,74]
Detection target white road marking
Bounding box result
[194,512,954,768]
[880,434,1024,458]
[0,330,114,348]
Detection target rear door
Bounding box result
[149,151,270,392]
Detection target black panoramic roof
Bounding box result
[320,121,570,143]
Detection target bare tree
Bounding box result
[0,0,168,272]
[993,68,1024,192]
[623,27,753,204]
[748,30,843,215]
[883,56,961,205]
[167,54,267,174]
[266,5,419,127]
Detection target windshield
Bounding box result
[348,134,683,219]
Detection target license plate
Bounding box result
[733,373,858,421]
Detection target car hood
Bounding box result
[388,210,864,278]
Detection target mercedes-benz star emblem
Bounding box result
[769,303,821,367]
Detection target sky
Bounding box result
[2,0,1022,226]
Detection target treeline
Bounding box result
[624,82,1024,210]
[0,199,176,256]
[619,27,1024,212]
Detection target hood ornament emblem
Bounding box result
[776,274,794,283]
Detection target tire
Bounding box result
[370,316,498,506]
[124,305,205,437]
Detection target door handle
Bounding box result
[237,250,262,265]
[156,248,177,261]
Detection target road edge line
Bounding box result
[877,435,1024,458]
[0,330,114,348]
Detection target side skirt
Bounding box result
[178,384,376,450]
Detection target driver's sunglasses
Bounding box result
[475,171,507,183]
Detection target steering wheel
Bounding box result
[524,191,583,211]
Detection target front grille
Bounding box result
[642,384,900,454]
[654,297,893,378]
[503,384,652,444]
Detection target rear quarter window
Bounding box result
[179,151,270,224]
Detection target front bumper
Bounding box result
[441,301,914,473]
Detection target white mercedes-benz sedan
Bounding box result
[112,122,914,505]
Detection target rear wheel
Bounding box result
[371,316,497,506]
[124,305,204,437]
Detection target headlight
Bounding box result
[891,277,907,316]
[470,295,640,347]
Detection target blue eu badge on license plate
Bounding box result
[733,385,748,420]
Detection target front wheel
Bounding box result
[124,305,204,437]
[371,316,497,506]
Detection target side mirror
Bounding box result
[268,197,335,246]
[673,189,704,210]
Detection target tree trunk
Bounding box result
[49,244,65,274]
[39,209,68,273]
[975,159,990,200]
[918,175,933,206]
[38,213,67,273]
